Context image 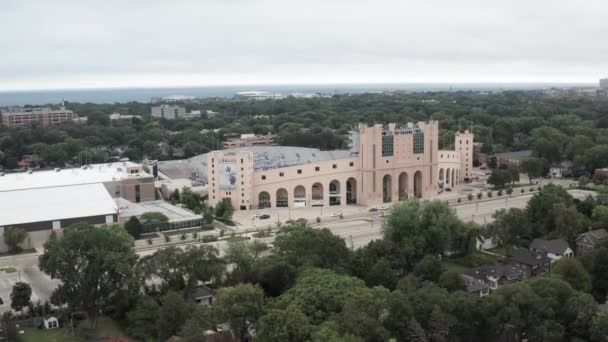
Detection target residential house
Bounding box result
[187,284,214,306]
[464,264,523,290]
[476,233,499,251]
[549,161,573,178]
[529,238,573,262]
[43,316,59,329]
[507,248,551,278]
[460,274,490,297]
[576,228,608,255]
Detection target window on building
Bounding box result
[114,185,120,197]
[332,164,337,169]
[315,166,320,171]
[413,133,424,154]
[349,162,354,166]
[382,135,394,156]
[279,172,284,177]
[241,158,244,163]
[297,169,302,174]
[135,184,141,203]
[262,175,266,180]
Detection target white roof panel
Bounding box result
[0,183,118,226]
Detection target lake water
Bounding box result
[0,83,592,106]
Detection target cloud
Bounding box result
[1,0,607,90]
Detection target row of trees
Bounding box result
[21,194,608,341]
[3,92,608,175]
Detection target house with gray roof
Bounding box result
[529,238,573,262]
[508,248,551,277]
[576,228,608,255]
[464,264,523,290]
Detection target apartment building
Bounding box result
[1,107,79,127]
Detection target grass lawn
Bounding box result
[21,316,129,342]
[0,267,17,273]
[441,260,468,273]
[487,246,509,256]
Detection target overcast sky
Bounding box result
[1,0,607,91]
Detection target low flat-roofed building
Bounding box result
[117,199,203,233]
[151,105,187,120]
[0,183,118,251]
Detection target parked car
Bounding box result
[445,187,452,192]
[286,219,296,224]
[259,214,271,219]
[369,207,379,212]
[331,212,343,217]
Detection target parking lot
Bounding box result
[0,254,60,313]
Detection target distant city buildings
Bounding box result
[222,133,276,149]
[0,106,81,127]
[601,78,608,90]
[109,112,143,121]
[542,87,607,98]
[151,105,187,120]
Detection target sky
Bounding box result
[1,0,607,91]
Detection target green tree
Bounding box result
[413,255,444,282]
[526,184,574,237]
[383,200,465,259]
[428,305,450,342]
[3,226,27,253]
[521,158,548,183]
[274,226,350,270]
[591,205,608,228]
[224,240,269,284]
[405,319,428,342]
[215,198,235,221]
[590,310,608,342]
[213,284,266,340]
[277,268,366,323]
[256,305,312,342]
[141,212,169,224]
[488,208,530,246]
[157,291,197,341]
[10,282,32,312]
[553,203,588,245]
[551,258,592,292]
[438,270,465,292]
[339,286,391,341]
[139,245,224,292]
[124,216,143,239]
[39,224,139,328]
[127,295,160,341]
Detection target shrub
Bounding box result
[506,187,513,195]
[202,235,218,243]
[220,229,225,238]
[316,217,321,223]
[487,191,493,198]
[192,232,198,240]
[477,192,483,199]
[521,188,525,193]
[164,234,171,243]
[180,233,187,241]
[146,238,153,245]
[497,190,503,196]
[3,227,27,253]
[457,198,462,203]
[467,193,474,201]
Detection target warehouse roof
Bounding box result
[0,162,151,192]
[157,146,355,180]
[0,183,117,227]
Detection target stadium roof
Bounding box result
[0,162,151,192]
[158,146,355,180]
[0,183,118,227]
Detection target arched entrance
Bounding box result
[383,174,392,203]
[398,172,408,200]
[346,178,357,204]
[294,185,306,207]
[438,168,444,187]
[451,169,455,187]
[311,182,324,207]
[276,188,288,207]
[258,191,271,209]
[329,180,341,206]
[456,169,459,184]
[445,168,451,187]
[414,171,423,198]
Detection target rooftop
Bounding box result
[158,145,355,179]
[529,238,570,255]
[508,248,551,266]
[117,199,201,223]
[0,183,117,227]
[0,162,151,192]
[493,150,533,161]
